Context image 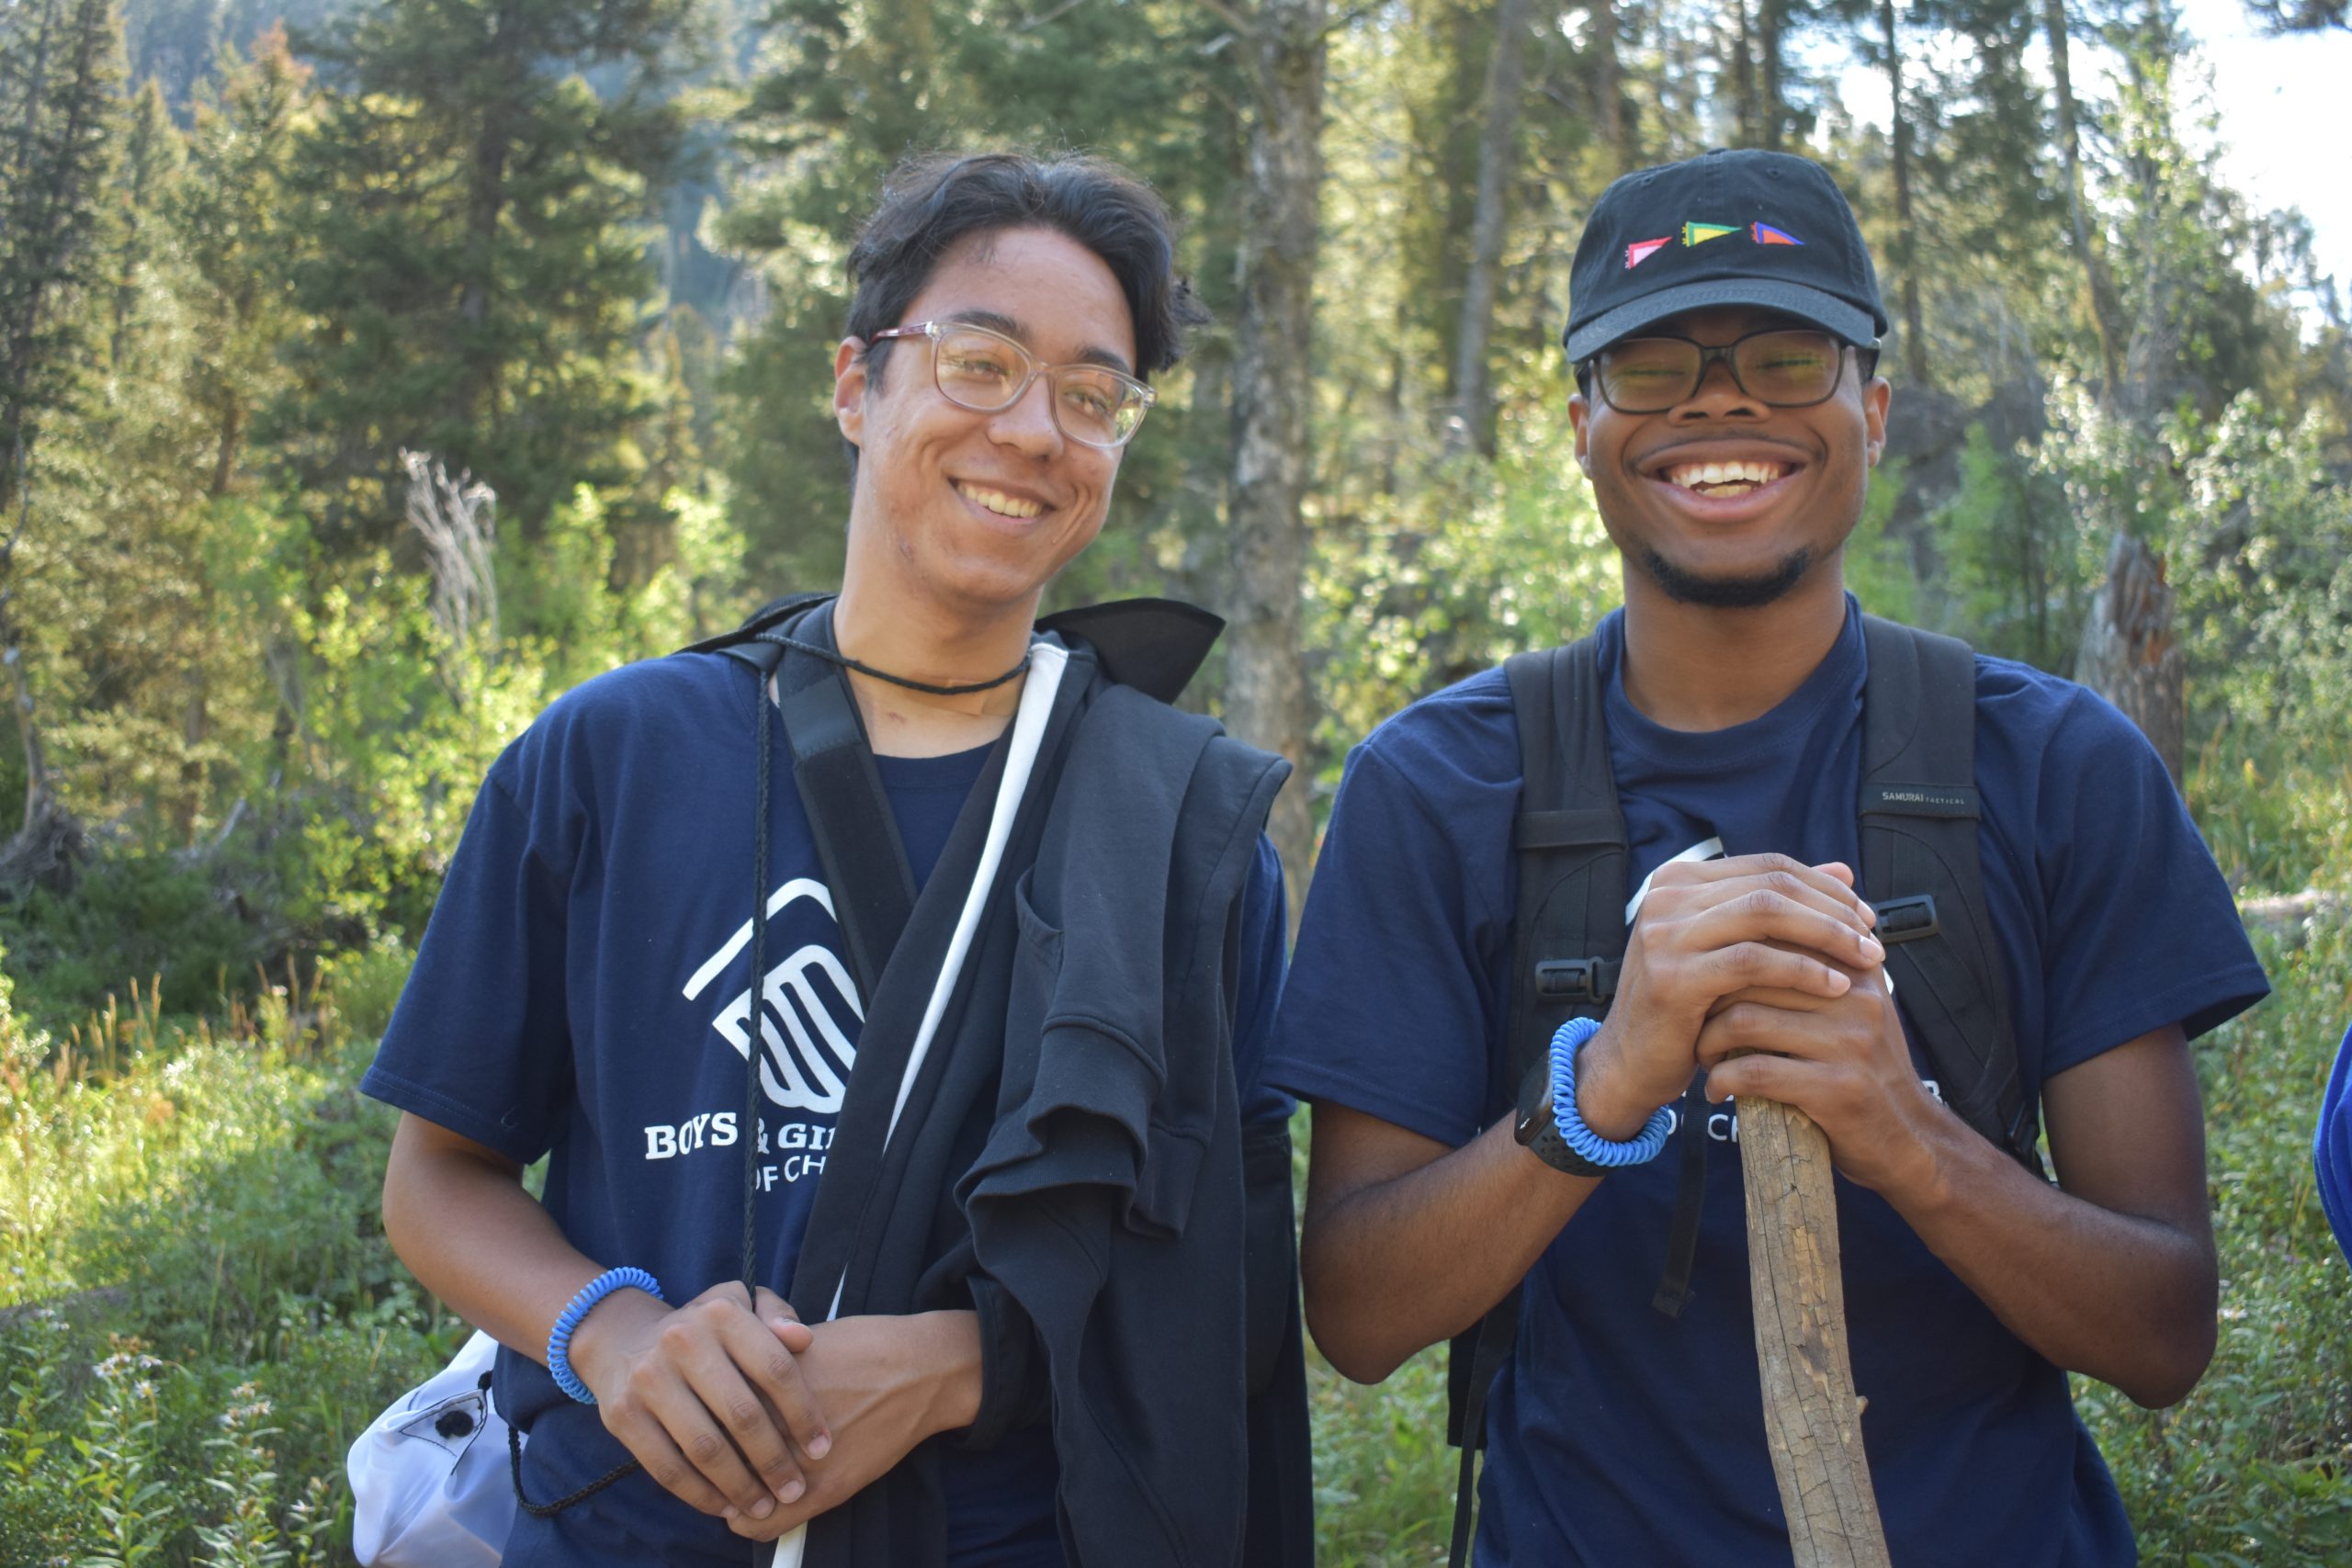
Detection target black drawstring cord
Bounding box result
[752,630,1028,697]
[510,1419,639,1517]
[512,659,780,1519]
[745,665,773,1301]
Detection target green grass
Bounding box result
[0,989,458,1566]
[0,911,2346,1564]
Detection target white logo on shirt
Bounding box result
[681,877,864,1113]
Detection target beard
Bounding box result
[1639,545,1813,609]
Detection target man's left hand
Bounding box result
[723,1310,984,1541]
[1694,961,1951,1197]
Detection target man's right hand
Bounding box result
[567,1280,832,1525]
[1575,853,1884,1139]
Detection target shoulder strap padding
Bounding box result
[1858,615,2037,1168]
[1500,637,1627,1093]
[1449,636,1623,1455]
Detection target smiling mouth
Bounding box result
[1660,459,1792,498]
[956,482,1045,520]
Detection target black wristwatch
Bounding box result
[1514,1053,1611,1178]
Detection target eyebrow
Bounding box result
[943,309,1136,377]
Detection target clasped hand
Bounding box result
[567,1282,978,1540]
[567,1280,831,1527]
[1577,852,1948,1194]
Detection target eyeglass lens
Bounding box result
[1597,330,1845,412]
[932,326,1148,446]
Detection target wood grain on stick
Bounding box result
[1736,1093,1892,1568]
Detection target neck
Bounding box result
[830,579,1033,756]
[1616,557,1849,732]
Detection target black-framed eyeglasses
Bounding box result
[867,320,1156,449]
[1581,327,1879,413]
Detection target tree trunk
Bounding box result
[1446,0,1532,458]
[1591,0,1628,177]
[2041,0,2125,402]
[1225,0,1327,928]
[1734,0,1758,148]
[1879,0,1928,386]
[1759,0,1784,150]
[1737,1094,1893,1568]
[211,397,244,497]
[2074,530,2185,787]
[457,57,515,432]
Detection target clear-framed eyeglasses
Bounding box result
[1582,327,1879,414]
[867,320,1157,449]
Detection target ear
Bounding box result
[833,338,868,448]
[1567,390,1593,475]
[1860,374,1891,469]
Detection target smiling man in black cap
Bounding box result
[1266,149,2267,1564]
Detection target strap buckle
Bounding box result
[1533,957,1617,1001]
[1875,894,1940,945]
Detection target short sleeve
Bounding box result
[1263,744,1511,1148]
[2317,1023,2352,1266]
[1228,835,1294,1127]
[361,757,575,1165]
[2023,687,2269,1076]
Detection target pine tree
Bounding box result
[1,0,122,509]
[176,26,312,496]
[0,0,121,881]
[101,78,183,370]
[273,0,694,547]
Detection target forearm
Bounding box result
[1889,1117,2215,1406]
[890,1310,983,1438]
[380,1112,630,1366]
[1302,1112,1597,1382]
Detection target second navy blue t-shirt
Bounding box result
[1266,599,2267,1566]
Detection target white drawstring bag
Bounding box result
[346,1329,514,1566]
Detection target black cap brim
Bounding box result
[1564,277,1880,362]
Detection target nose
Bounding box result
[1669,355,1764,423]
[989,371,1064,457]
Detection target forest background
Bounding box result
[2,0,2349,1559]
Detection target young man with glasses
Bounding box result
[1268,149,2267,1563]
[364,152,1309,1568]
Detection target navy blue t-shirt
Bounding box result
[363,651,1289,1567]
[1266,600,2267,1567]
[2320,1022,2352,1266]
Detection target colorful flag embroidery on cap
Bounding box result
[1683,221,1736,246]
[1753,221,1804,245]
[1625,236,1671,269]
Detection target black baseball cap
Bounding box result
[1562,149,1889,364]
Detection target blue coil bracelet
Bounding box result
[547,1266,664,1404]
[1549,1016,1675,1167]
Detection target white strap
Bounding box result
[774,642,1069,1568]
[1624,836,1724,925]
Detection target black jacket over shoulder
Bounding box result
[715,601,1308,1568]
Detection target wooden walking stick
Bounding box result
[1736,1090,1893,1568]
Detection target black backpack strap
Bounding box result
[1446,637,1626,1568]
[1499,636,1628,1089]
[1859,615,2041,1172]
[737,597,920,1005]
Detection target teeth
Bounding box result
[957,483,1043,519]
[1664,460,1788,491]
